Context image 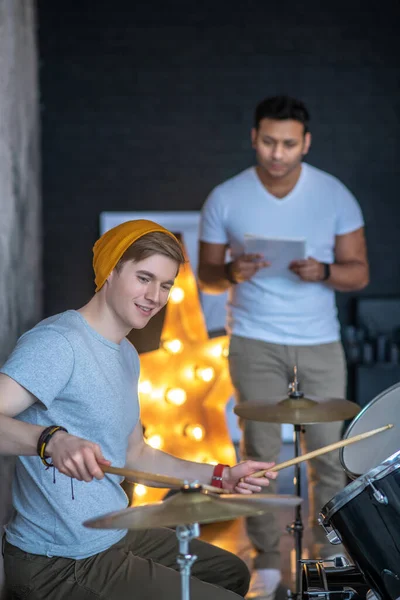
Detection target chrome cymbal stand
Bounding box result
[286,366,305,600]
[176,523,200,600]
[175,484,201,600]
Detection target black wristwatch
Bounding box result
[321,262,331,281]
[224,261,238,284]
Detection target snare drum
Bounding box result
[319,451,400,600]
[301,558,369,599]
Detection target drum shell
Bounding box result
[320,466,400,600]
[302,562,368,599]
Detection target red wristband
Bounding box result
[211,463,229,489]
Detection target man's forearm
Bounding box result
[327,261,369,292]
[126,443,214,485]
[198,264,231,294]
[0,415,44,456]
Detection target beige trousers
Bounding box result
[228,335,347,570]
[4,528,250,599]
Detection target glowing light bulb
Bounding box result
[183,366,195,380]
[146,434,164,449]
[151,388,165,400]
[134,484,147,497]
[162,339,183,354]
[209,344,224,358]
[170,287,185,304]
[185,424,205,442]
[165,388,187,406]
[196,367,215,382]
[138,380,153,394]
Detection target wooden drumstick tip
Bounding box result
[249,423,395,479]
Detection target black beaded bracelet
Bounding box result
[37,425,68,467]
[224,262,238,284]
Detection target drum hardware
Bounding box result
[175,522,200,600]
[281,368,306,599]
[365,477,388,505]
[300,556,352,569]
[333,557,352,569]
[301,558,370,600]
[317,518,342,545]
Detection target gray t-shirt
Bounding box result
[0,310,140,559]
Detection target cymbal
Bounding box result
[234,396,360,424]
[84,485,302,530]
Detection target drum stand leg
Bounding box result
[286,424,304,600]
[176,523,200,600]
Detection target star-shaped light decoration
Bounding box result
[133,245,236,506]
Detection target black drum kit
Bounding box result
[85,376,400,600]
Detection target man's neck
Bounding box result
[256,163,303,199]
[78,296,129,344]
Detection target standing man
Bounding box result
[198,96,369,599]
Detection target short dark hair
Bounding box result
[254,95,310,133]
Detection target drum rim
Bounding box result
[320,450,400,524]
[339,381,400,479]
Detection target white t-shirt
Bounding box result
[199,163,364,345]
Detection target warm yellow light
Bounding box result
[162,338,184,354]
[209,344,224,358]
[196,367,215,382]
[185,424,206,441]
[138,380,153,394]
[165,388,187,406]
[146,434,164,449]
[170,287,185,304]
[134,484,147,497]
[151,388,165,400]
[183,366,195,380]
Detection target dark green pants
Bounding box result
[4,528,249,599]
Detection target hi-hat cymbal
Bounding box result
[234,396,360,424]
[84,485,302,530]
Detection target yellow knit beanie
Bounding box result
[93,219,180,292]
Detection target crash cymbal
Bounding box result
[234,396,360,424]
[84,484,302,530]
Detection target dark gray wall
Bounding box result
[37,1,400,322]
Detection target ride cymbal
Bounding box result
[84,485,302,530]
[234,396,360,424]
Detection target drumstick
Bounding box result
[250,424,394,478]
[100,465,226,494]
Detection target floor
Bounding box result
[199,443,320,599]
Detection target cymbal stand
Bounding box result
[176,523,200,600]
[175,484,201,600]
[286,367,305,600]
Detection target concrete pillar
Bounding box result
[0,0,41,595]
